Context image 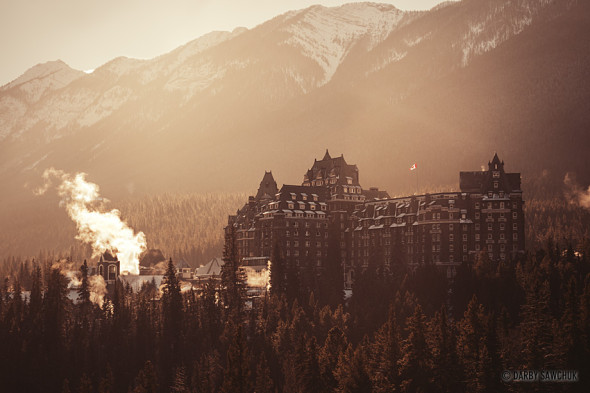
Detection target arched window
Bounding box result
[99,265,104,277]
[108,264,117,281]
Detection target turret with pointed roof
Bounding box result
[255,171,278,200]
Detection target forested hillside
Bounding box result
[0,192,246,270]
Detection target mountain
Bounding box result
[0,0,589,207]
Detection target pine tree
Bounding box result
[98,364,114,393]
[133,361,158,393]
[334,343,372,393]
[29,266,43,317]
[398,304,432,393]
[319,326,349,391]
[171,366,190,393]
[161,258,184,385]
[254,352,275,393]
[371,305,400,393]
[221,227,247,317]
[221,323,252,393]
[78,373,93,393]
[78,260,91,306]
[457,295,487,392]
[428,306,463,393]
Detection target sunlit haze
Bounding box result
[0,0,453,86]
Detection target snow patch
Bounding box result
[281,3,405,86]
[460,0,555,67]
[0,96,27,141]
[78,86,134,127]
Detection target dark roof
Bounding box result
[255,171,278,200]
[305,151,360,187]
[278,185,329,200]
[459,171,487,193]
[363,188,391,200]
[101,250,118,262]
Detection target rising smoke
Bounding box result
[36,168,146,274]
[52,259,108,307]
[243,261,271,291]
[564,172,590,209]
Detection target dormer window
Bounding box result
[493,171,500,178]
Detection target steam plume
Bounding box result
[37,168,146,274]
[244,261,271,291]
[564,173,590,209]
[52,259,108,307]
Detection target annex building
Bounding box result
[226,151,525,289]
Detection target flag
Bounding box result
[410,163,417,171]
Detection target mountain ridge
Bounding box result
[0,0,588,206]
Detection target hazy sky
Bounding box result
[0,0,452,86]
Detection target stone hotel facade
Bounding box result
[226,151,525,288]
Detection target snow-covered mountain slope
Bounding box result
[1,0,588,204]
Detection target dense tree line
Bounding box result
[0,235,589,393]
[0,192,246,269]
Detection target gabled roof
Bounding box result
[256,171,278,200]
[195,257,225,277]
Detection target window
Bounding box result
[294,241,299,247]
[513,223,518,230]
[450,244,454,252]
[449,224,454,231]
[494,181,498,189]
[305,241,311,248]
[475,203,480,209]
[108,264,117,281]
[475,224,480,231]
[513,212,518,219]
[500,233,505,240]
[286,241,291,247]
[463,245,468,252]
[488,233,492,240]
[286,230,290,237]
[449,234,454,241]
[500,202,504,209]
[476,244,480,251]
[493,171,500,178]
[449,212,454,219]
[475,234,480,241]
[500,223,505,230]
[475,212,480,219]
[488,223,492,231]
[463,234,467,241]
[513,233,518,240]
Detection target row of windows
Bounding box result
[286,240,326,248]
[285,230,328,238]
